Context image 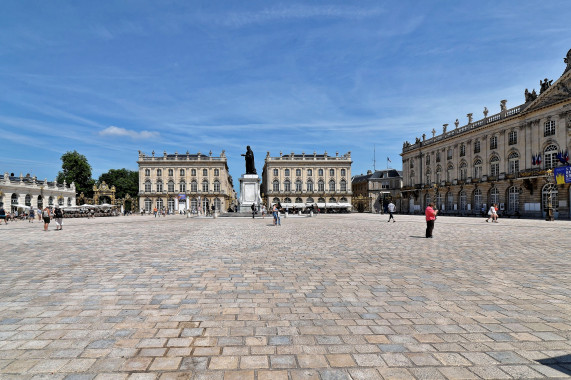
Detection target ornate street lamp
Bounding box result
[545,169,554,221]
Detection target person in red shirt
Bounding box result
[425,202,438,238]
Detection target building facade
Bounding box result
[0,172,76,211]
[400,49,571,219]
[262,151,353,211]
[137,150,235,214]
[351,169,403,213]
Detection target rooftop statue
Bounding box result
[564,48,571,74]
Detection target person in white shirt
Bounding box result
[387,202,396,223]
[486,204,498,223]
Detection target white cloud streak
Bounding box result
[99,126,159,139]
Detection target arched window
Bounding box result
[318,180,324,192]
[156,181,163,192]
[435,192,443,210]
[202,198,208,211]
[341,169,346,176]
[490,156,500,177]
[284,197,292,203]
[25,194,32,206]
[542,183,558,211]
[145,169,150,176]
[446,164,454,182]
[191,169,196,176]
[490,187,500,206]
[284,180,291,192]
[179,181,186,192]
[273,169,279,176]
[307,197,315,203]
[473,159,482,178]
[296,169,301,176]
[168,180,175,192]
[58,197,64,206]
[307,169,313,176]
[168,169,174,176]
[167,198,175,211]
[145,180,151,192]
[214,169,220,176]
[214,198,221,211]
[329,197,336,203]
[544,144,558,169]
[446,192,454,211]
[273,197,280,204]
[295,180,302,191]
[67,198,72,206]
[284,169,290,176]
[318,169,324,176]
[473,189,482,211]
[340,197,347,202]
[202,180,209,192]
[202,169,208,176]
[340,179,347,191]
[37,195,43,208]
[329,169,335,176]
[459,190,467,211]
[272,180,279,192]
[191,198,197,210]
[157,169,162,177]
[508,186,520,212]
[191,181,197,192]
[328,180,335,191]
[144,198,152,212]
[318,197,325,203]
[180,169,185,177]
[425,193,431,209]
[459,162,467,180]
[306,180,313,192]
[490,135,498,150]
[295,197,303,204]
[156,198,163,210]
[508,152,519,174]
[213,180,220,192]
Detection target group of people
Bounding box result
[0,205,64,231]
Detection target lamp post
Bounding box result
[545,169,554,221]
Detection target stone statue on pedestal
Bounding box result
[241,146,257,175]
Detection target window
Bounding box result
[307,180,313,192]
[542,183,558,211]
[191,169,196,176]
[340,179,347,191]
[213,181,220,192]
[436,151,441,162]
[156,181,163,192]
[544,144,558,169]
[145,198,152,212]
[167,198,175,212]
[436,192,443,210]
[446,164,454,182]
[214,198,221,211]
[446,192,454,211]
[285,169,290,176]
[426,155,430,165]
[340,197,347,202]
[273,197,280,204]
[329,169,335,176]
[191,181,197,192]
[214,169,219,176]
[168,181,175,192]
[490,136,497,150]
[202,169,208,176]
[474,140,480,154]
[459,162,467,180]
[284,180,291,192]
[474,159,482,178]
[436,166,442,183]
[202,180,209,192]
[273,169,279,176]
[191,198,197,210]
[410,160,414,168]
[341,169,346,176]
[67,198,71,206]
[307,197,314,203]
[318,169,324,176]
[460,144,466,157]
[508,130,517,145]
[459,191,467,211]
[25,194,31,206]
[179,181,186,192]
[58,197,64,206]
[318,197,325,203]
[474,189,482,211]
[157,169,162,177]
[295,197,303,204]
[425,194,431,209]
[156,198,163,210]
[318,180,324,192]
[447,149,453,160]
[168,169,174,176]
[329,180,335,191]
[145,181,151,192]
[544,120,555,136]
[273,180,280,192]
[180,169,185,177]
[508,152,519,174]
[490,187,500,206]
[508,186,520,213]
[145,169,150,176]
[295,180,302,192]
[329,198,336,203]
[284,197,292,203]
[307,169,312,176]
[490,156,500,177]
[410,171,415,186]
[296,169,301,176]
[426,169,431,185]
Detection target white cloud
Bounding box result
[99,126,159,139]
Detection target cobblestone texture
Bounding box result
[0,214,570,379]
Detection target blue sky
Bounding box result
[2,1,570,187]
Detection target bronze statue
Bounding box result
[241,146,257,174]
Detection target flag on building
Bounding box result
[537,154,542,165]
[387,157,391,163]
[532,154,536,166]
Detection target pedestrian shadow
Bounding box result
[537,354,571,376]
[409,236,426,239]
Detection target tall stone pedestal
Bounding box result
[238,174,262,213]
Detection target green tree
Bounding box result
[98,169,139,199]
[56,150,95,197]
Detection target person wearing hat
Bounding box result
[54,204,64,230]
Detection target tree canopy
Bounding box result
[56,150,95,197]
[98,169,139,199]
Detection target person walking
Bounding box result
[261,205,266,219]
[251,203,256,219]
[42,206,51,231]
[28,207,35,223]
[425,202,438,238]
[54,205,64,230]
[0,206,6,225]
[486,203,498,223]
[387,201,396,222]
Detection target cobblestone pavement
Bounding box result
[0,214,570,380]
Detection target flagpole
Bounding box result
[373,145,376,171]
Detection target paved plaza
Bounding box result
[0,214,570,380]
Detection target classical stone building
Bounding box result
[401,49,571,219]
[0,172,76,211]
[137,150,235,214]
[261,151,353,211]
[351,169,403,213]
